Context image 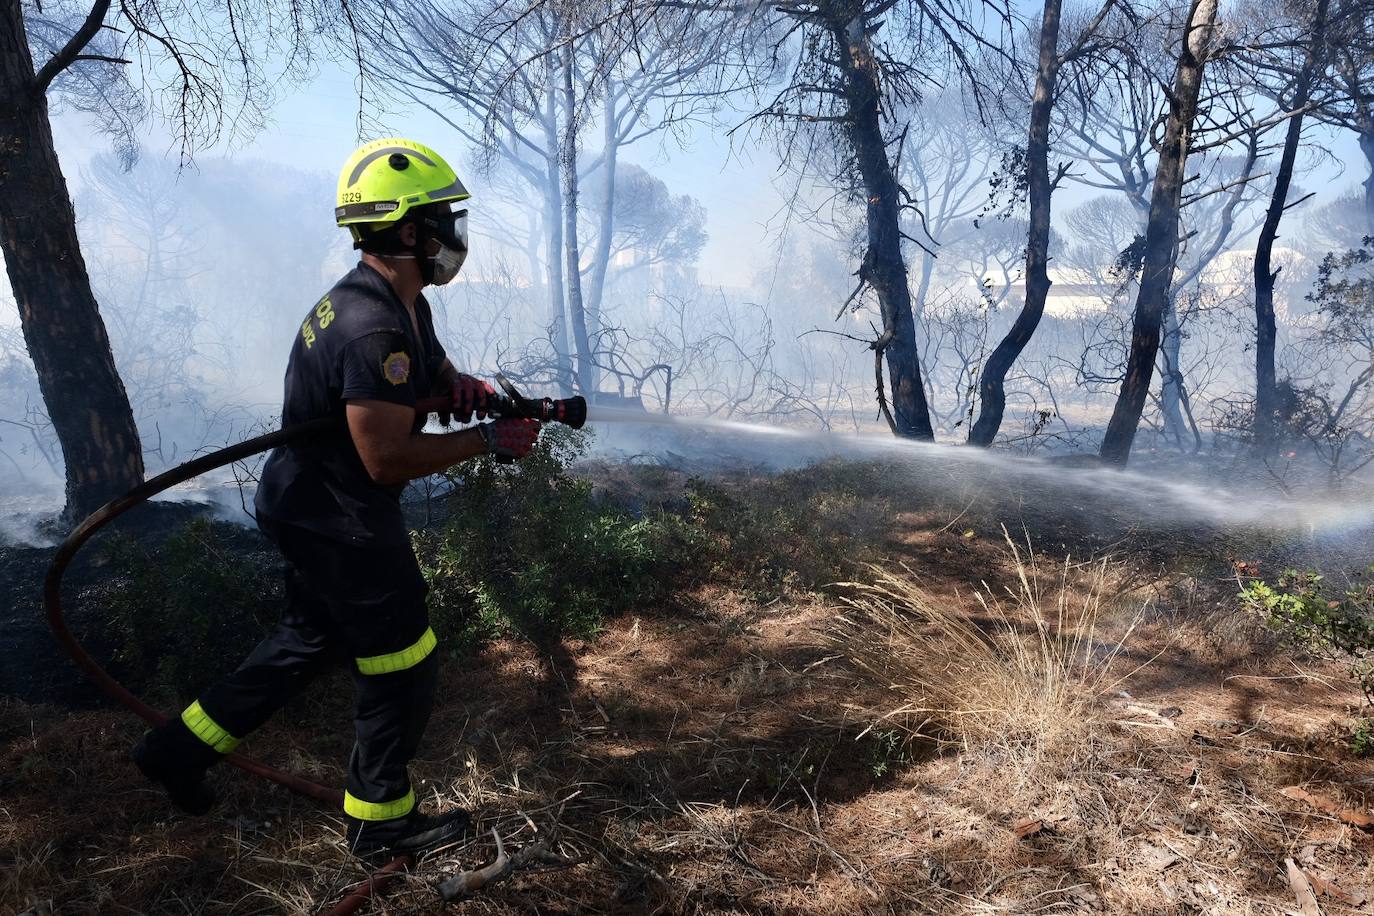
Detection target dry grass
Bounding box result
[832,532,1143,761]
[821,536,1374,915]
[6,471,1374,914]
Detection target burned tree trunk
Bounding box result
[968,0,1064,446]
[1253,0,1330,454]
[560,41,595,395]
[543,82,575,389]
[0,0,144,520]
[834,13,934,440]
[585,82,619,337]
[1099,0,1219,466]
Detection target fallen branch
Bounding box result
[1113,700,1179,729]
[1285,858,1322,916]
[437,828,584,901]
[1280,786,1374,829]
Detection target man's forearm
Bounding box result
[371,427,487,485]
[434,358,460,392]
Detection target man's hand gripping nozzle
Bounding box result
[472,373,587,463]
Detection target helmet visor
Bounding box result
[423,202,468,254]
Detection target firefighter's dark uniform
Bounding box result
[164,261,448,824]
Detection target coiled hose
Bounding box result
[42,397,452,914]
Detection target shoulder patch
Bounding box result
[382,351,411,386]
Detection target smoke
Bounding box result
[584,409,1374,541]
[2,65,1371,541]
[0,482,65,548]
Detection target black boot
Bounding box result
[346,807,471,863]
[131,720,221,815]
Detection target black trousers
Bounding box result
[174,519,438,820]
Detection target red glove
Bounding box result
[478,418,541,462]
[450,374,496,423]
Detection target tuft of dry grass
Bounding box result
[831,533,1144,761]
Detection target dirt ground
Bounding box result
[3,481,1374,914]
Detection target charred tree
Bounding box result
[832,10,934,439]
[1099,0,1220,465]
[0,0,144,519]
[966,24,1059,443]
[968,0,1118,446]
[6,0,358,518]
[969,0,1064,445]
[1253,0,1331,454]
[756,0,1007,440]
[560,40,595,395]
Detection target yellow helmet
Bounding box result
[335,137,470,238]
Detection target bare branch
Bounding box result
[33,0,111,95]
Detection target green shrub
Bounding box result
[415,426,677,651]
[413,434,895,650]
[1352,719,1374,758]
[680,460,890,600]
[1240,566,1374,705]
[866,727,913,779]
[101,518,276,698]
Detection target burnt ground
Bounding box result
[0,486,451,707]
[3,459,1374,914]
[0,500,251,706]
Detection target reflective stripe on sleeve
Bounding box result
[344,787,416,821]
[355,627,437,676]
[180,700,240,753]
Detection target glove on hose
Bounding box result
[478,418,541,462]
[445,374,496,425]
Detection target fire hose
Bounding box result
[41,376,587,914]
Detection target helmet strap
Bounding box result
[413,215,436,286]
[354,223,408,256]
[356,219,435,285]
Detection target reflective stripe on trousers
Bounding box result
[355,626,437,675]
[181,700,241,753]
[344,786,416,821]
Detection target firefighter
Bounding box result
[131,138,541,862]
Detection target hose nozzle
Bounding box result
[487,373,587,429]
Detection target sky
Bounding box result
[46,58,794,293]
[20,37,1374,319]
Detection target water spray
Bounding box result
[579,407,1374,536]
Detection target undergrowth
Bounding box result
[680,459,893,600]
[415,426,679,650]
[18,463,1374,916]
[97,432,895,697]
[1240,564,1374,753]
[415,428,894,652]
[100,517,276,698]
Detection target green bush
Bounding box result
[414,426,678,651]
[412,441,895,650]
[1240,566,1374,707]
[101,517,276,698]
[680,460,890,600]
[1353,719,1374,758]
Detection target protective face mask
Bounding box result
[430,241,467,286]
